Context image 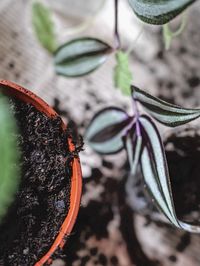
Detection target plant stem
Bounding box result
[132,97,141,137]
[127,25,144,55]
[114,0,121,49]
[61,0,106,38]
[163,11,187,50]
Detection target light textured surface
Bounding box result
[1,0,200,265]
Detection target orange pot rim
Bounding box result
[0,80,82,266]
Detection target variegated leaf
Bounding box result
[133,86,200,127]
[86,107,132,154]
[54,37,113,77]
[124,127,142,175]
[139,115,200,232]
[128,0,196,25]
[139,115,180,226]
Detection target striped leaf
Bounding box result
[86,107,132,154]
[139,115,200,232]
[139,115,180,226]
[128,0,196,25]
[124,127,142,175]
[54,37,113,77]
[133,86,200,127]
[0,96,20,222]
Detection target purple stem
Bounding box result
[121,99,141,140]
[132,97,141,137]
[114,0,121,49]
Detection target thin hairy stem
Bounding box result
[114,0,121,49]
[61,0,106,38]
[127,25,144,55]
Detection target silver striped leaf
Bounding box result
[86,107,132,154]
[139,115,179,226]
[128,0,196,25]
[133,86,200,127]
[124,126,142,175]
[54,37,113,77]
[139,115,200,232]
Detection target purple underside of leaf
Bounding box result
[90,117,132,143]
[86,107,133,154]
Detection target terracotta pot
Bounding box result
[0,80,82,266]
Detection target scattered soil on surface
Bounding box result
[63,130,200,266]
[0,99,73,266]
[166,131,200,220]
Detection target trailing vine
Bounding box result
[31,0,200,232]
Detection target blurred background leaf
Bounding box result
[163,13,187,50]
[114,50,132,96]
[0,95,20,223]
[32,1,57,53]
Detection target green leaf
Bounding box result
[163,13,187,50]
[163,23,174,50]
[140,115,200,233]
[54,37,113,77]
[86,107,132,154]
[32,1,57,53]
[128,0,196,25]
[132,86,200,127]
[114,51,133,96]
[0,95,20,222]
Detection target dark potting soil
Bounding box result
[0,99,74,266]
[166,130,200,221]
